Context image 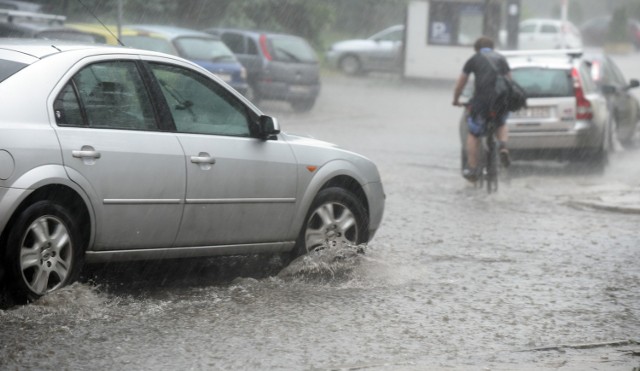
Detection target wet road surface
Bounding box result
[1,56,639,370]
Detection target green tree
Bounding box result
[607,6,629,44]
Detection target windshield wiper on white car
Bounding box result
[158,79,197,122]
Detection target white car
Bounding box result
[0,39,385,302]
[326,25,404,75]
[517,19,582,50]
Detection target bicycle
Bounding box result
[461,106,503,194]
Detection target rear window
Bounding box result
[0,59,27,83]
[511,67,573,98]
[174,37,236,62]
[122,35,178,55]
[269,36,317,63]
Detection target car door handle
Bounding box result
[72,149,101,159]
[190,155,216,165]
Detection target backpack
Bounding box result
[482,53,527,113]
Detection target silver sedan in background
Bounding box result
[0,40,385,303]
[326,24,404,75]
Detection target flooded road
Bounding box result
[1,55,639,370]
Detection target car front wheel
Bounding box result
[4,200,84,302]
[339,55,363,75]
[293,187,368,258]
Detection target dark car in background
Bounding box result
[585,52,640,147]
[204,28,321,112]
[581,16,640,49]
[127,25,248,95]
[0,9,98,42]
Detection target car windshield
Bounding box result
[121,35,178,55]
[174,37,236,62]
[0,59,27,82]
[511,67,574,98]
[269,35,317,63]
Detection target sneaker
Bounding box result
[499,148,511,168]
[462,167,478,182]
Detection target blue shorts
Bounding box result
[467,112,509,137]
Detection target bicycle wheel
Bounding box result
[486,134,499,194]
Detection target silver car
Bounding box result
[0,39,385,302]
[460,50,612,166]
[326,25,404,75]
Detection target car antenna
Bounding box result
[76,0,125,46]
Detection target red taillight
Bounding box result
[259,34,272,61]
[572,67,593,120]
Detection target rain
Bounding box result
[1,0,640,370]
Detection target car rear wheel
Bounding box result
[290,98,316,112]
[4,201,84,303]
[339,55,362,75]
[292,187,368,258]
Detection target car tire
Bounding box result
[339,55,362,75]
[292,187,368,258]
[3,200,85,303]
[290,98,316,112]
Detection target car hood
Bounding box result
[281,132,381,183]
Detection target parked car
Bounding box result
[581,16,640,49]
[584,52,640,147]
[0,39,384,302]
[326,24,404,75]
[459,50,612,167]
[126,25,248,95]
[204,27,321,112]
[0,21,98,42]
[0,9,100,43]
[517,19,582,50]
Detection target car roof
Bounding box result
[127,25,219,40]
[502,50,582,69]
[204,27,304,39]
[0,38,171,60]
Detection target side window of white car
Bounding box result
[540,24,558,34]
[149,63,250,137]
[519,24,536,34]
[67,61,157,130]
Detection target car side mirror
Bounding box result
[258,115,280,139]
[627,79,640,90]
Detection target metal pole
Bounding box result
[117,0,123,40]
[560,0,568,48]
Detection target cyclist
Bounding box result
[452,36,512,181]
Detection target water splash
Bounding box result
[277,243,367,282]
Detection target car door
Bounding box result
[146,61,298,246]
[220,32,262,81]
[367,28,403,71]
[52,58,186,250]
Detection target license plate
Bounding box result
[289,85,310,93]
[512,106,550,119]
[216,74,232,83]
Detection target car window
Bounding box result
[175,37,236,62]
[541,24,558,34]
[511,67,573,98]
[247,37,259,55]
[519,24,536,34]
[269,35,317,63]
[376,29,403,42]
[149,63,250,137]
[56,61,157,130]
[221,33,245,54]
[121,35,178,55]
[606,57,627,85]
[0,59,27,82]
[578,63,597,93]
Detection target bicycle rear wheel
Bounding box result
[486,134,499,194]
